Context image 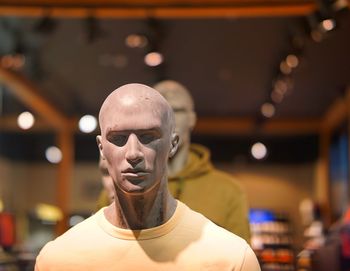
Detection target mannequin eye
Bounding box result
[107,134,128,146]
[138,133,157,144]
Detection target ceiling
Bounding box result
[0,0,349,162]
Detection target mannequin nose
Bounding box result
[125,134,144,165]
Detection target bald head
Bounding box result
[99,83,175,136]
[152,81,196,163]
[96,83,179,195]
[153,80,194,111]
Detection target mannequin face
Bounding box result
[97,84,178,194]
[155,83,196,149]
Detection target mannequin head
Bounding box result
[153,80,196,175]
[97,83,179,195]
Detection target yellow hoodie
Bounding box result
[168,144,251,242]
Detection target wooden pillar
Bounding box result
[55,127,74,234]
[0,67,74,234]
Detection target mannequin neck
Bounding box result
[105,179,177,230]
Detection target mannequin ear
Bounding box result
[96,135,105,159]
[169,133,179,158]
[188,111,197,131]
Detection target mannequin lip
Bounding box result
[122,168,149,178]
[123,168,148,173]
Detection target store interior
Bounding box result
[0,0,350,270]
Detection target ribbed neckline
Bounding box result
[96,200,186,240]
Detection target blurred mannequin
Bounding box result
[311,205,350,271]
[153,80,251,242]
[96,156,114,209]
[97,80,251,242]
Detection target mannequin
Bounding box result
[35,83,260,271]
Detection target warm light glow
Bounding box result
[17,111,35,130]
[45,146,62,164]
[280,61,292,75]
[144,52,163,67]
[79,115,97,133]
[0,54,25,70]
[321,19,336,32]
[286,54,299,68]
[311,30,322,42]
[113,55,128,68]
[333,0,348,11]
[271,91,283,104]
[0,199,3,212]
[251,142,267,160]
[274,79,288,95]
[261,103,275,118]
[35,203,63,222]
[125,34,148,48]
[98,54,128,68]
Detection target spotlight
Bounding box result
[280,61,292,75]
[125,34,148,48]
[45,146,62,164]
[320,18,336,32]
[78,115,97,133]
[17,111,35,130]
[271,91,284,104]
[307,11,336,42]
[251,142,267,160]
[144,51,163,67]
[286,54,299,68]
[261,103,275,118]
[273,79,288,95]
[332,0,349,11]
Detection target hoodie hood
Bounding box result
[169,143,213,181]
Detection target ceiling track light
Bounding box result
[84,13,104,43]
[251,142,268,160]
[144,51,163,67]
[33,10,57,35]
[307,10,337,42]
[125,34,148,49]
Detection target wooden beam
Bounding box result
[0,67,68,130]
[194,117,321,135]
[321,96,348,132]
[1,114,321,135]
[0,0,314,5]
[0,115,78,133]
[0,115,54,132]
[0,0,317,18]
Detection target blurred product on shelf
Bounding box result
[0,212,16,249]
[250,209,295,271]
[0,210,18,271]
[296,199,326,271]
